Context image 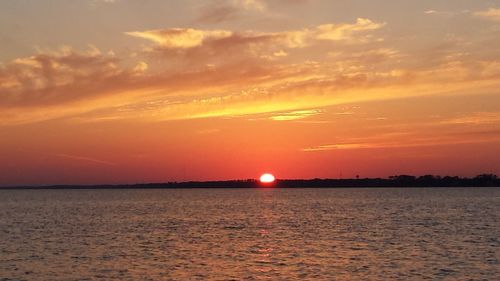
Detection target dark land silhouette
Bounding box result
[3,174,499,189]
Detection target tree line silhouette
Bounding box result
[5,174,499,189]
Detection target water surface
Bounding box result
[1,188,499,280]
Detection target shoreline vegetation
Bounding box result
[2,174,499,189]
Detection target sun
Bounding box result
[259,173,275,184]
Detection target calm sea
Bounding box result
[0,188,499,280]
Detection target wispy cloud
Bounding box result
[194,0,310,24]
[126,29,233,49]
[53,153,117,166]
[2,16,500,126]
[90,0,119,6]
[440,112,500,125]
[15,148,118,166]
[269,109,322,121]
[302,143,372,151]
[0,46,135,108]
[127,18,385,52]
[238,0,266,11]
[474,8,500,22]
[302,137,500,152]
[302,126,500,152]
[424,10,438,15]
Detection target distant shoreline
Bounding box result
[2,174,499,189]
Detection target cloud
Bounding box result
[268,109,322,121]
[424,10,438,15]
[238,0,266,11]
[52,153,117,166]
[2,17,500,126]
[302,110,500,153]
[194,0,310,24]
[0,45,291,125]
[315,18,385,41]
[129,18,385,49]
[328,48,401,65]
[423,10,456,17]
[90,0,119,6]
[474,8,500,22]
[133,61,148,73]
[440,112,500,125]
[273,50,288,57]
[126,29,233,49]
[302,133,500,152]
[126,18,385,65]
[302,143,371,151]
[0,46,138,108]
[3,39,499,126]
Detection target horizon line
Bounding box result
[1,174,498,189]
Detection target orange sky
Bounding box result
[1,0,500,185]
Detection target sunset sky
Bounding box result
[1,0,500,186]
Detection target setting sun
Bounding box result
[259,173,275,184]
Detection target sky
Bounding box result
[1,0,500,186]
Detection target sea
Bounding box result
[0,187,499,280]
